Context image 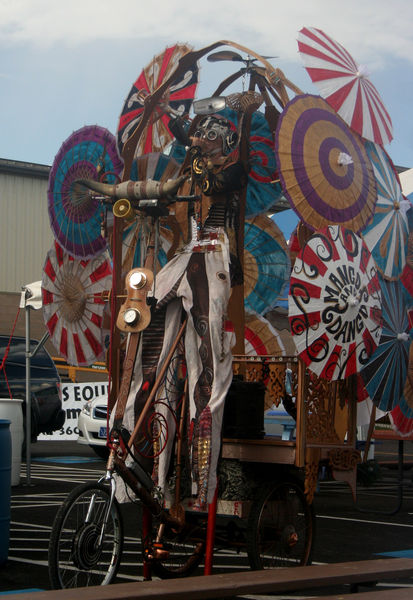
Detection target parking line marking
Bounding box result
[34,456,102,464]
[318,514,413,528]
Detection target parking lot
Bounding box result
[2,439,413,597]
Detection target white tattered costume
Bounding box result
[110,115,248,509]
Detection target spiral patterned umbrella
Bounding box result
[297,27,393,146]
[117,44,198,159]
[361,277,412,412]
[362,142,410,280]
[42,240,112,366]
[289,226,382,380]
[244,214,290,316]
[275,94,377,233]
[48,125,123,259]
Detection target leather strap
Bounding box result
[112,332,140,431]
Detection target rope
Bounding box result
[0,307,22,399]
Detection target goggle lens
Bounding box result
[193,128,219,141]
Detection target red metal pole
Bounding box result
[203,478,219,575]
[142,505,152,580]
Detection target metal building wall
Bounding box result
[0,161,54,293]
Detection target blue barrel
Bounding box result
[0,419,11,565]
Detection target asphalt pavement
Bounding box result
[1,439,413,598]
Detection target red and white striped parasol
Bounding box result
[42,241,112,366]
[297,27,393,146]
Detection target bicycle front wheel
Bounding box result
[48,482,123,589]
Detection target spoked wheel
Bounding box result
[48,482,123,589]
[148,512,206,579]
[246,478,315,570]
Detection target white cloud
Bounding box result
[1,0,412,68]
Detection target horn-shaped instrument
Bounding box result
[77,175,187,201]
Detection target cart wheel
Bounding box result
[148,512,206,579]
[246,477,315,570]
[48,482,123,589]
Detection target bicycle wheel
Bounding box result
[149,513,205,578]
[246,478,315,570]
[49,482,123,589]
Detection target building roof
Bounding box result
[0,157,50,179]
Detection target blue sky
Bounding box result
[1,0,412,238]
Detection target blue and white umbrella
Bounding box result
[361,276,412,412]
[244,214,290,315]
[362,142,410,280]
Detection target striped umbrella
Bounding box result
[389,397,413,437]
[361,277,412,412]
[117,44,198,159]
[297,26,393,146]
[226,312,286,357]
[42,240,112,366]
[362,142,410,280]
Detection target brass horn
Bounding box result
[113,198,134,220]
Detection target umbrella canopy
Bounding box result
[117,44,198,159]
[42,241,112,367]
[121,151,182,273]
[362,142,410,280]
[399,168,413,202]
[219,108,284,217]
[361,277,412,412]
[289,225,382,380]
[389,396,413,437]
[244,214,290,316]
[400,230,413,297]
[226,312,286,356]
[130,151,182,182]
[402,341,413,410]
[297,26,393,146]
[122,217,173,274]
[356,373,387,426]
[48,125,123,259]
[275,94,377,232]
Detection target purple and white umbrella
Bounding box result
[48,125,123,259]
[275,94,377,233]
